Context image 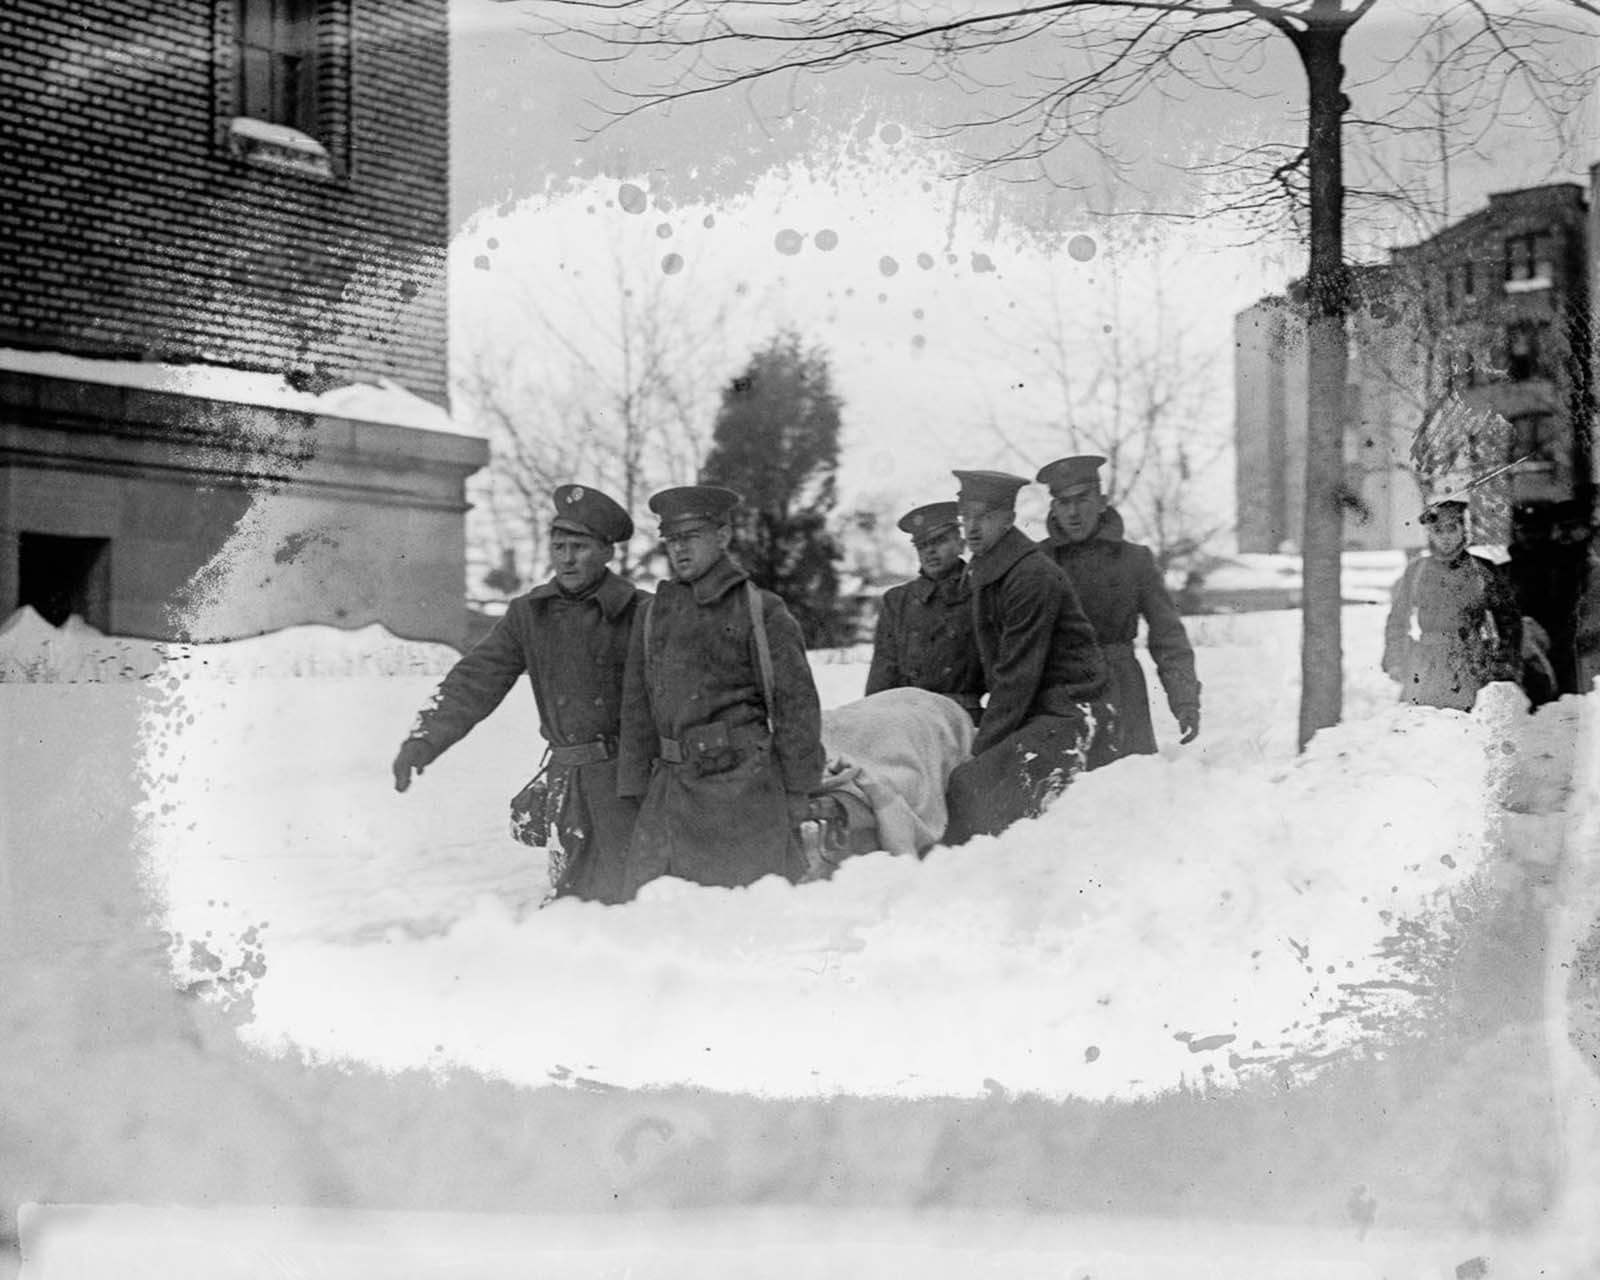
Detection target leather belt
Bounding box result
[1100,640,1137,655]
[548,738,614,768]
[658,721,771,765]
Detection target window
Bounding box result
[1505,321,1545,381]
[237,0,318,134]
[1510,411,1560,465]
[1443,261,1477,312]
[223,0,347,177]
[17,533,111,630]
[1504,231,1552,290]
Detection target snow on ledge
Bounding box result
[0,607,462,682]
[227,115,327,156]
[0,347,480,437]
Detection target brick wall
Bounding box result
[0,0,449,405]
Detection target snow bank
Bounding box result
[0,346,475,436]
[111,602,1513,1102]
[4,601,1590,1255]
[0,608,461,681]
[207,699,1497,1100]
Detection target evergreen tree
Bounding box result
[701,331,849,646]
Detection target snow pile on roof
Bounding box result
[0,347,476,437]
[0,608,461,681]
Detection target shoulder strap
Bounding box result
[746,580,775,734]
[642,596,655,685]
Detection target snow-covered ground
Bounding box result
[0,601,1550,1097]
[123,605,1507,1100]
[4,601,1596,1276]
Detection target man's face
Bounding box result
[1050,483,1104,543]
[914,526,964,578]
[958,503,1012,558]
[549,530,611,594]
[663,521,730,583]
[1425,508,1467,558]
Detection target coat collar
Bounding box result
[527,569,637,620]
[685,554,749,605]
[967,525,1040,589]
[1042,504,1125,550]
[912,559,967,602]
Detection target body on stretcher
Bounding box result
[792,686,977,880]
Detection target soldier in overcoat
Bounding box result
[1383,497,1522,710]
[392,484,647,905]
[617,485,825,894]
[943,470,1110,845]
[865,500,985,722]
[1035,455,1201,757]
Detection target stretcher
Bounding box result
[795,686,977,879]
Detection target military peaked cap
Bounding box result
[1417,470,1474,525]
[648,484,742,535]
[1036,455,1106,494]
[550,483,633,544]
[897,501,961,542]
[952,469,1029,512]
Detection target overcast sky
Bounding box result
[444,0,1599,539]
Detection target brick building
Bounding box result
[1,0,486,646]
[1234,173,1596,558]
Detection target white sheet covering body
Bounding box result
[816,687,977,856]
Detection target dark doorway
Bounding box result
[17,533,112,629]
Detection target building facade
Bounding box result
[1233,266,1424,555]
[1,0,486,645]
[1234,173,1596,556]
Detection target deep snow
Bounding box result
[0,601,1559,1099]
[5,601,1597,1279]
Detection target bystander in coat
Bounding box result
[617,485,825,894]
[392,484,646,905]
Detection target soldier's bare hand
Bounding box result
[392,739,431,792]
[1177,708,1201,745]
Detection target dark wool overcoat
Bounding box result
[944,526,1110,843]
[1383,551,1522,711]
[617,555,824,894]
[1039,507,1200,756]
[406,571,646,905]
[864,560,985,716]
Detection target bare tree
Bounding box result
[518,0,1596,746]
[976,257,1232,571]
[456,240,745,591]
